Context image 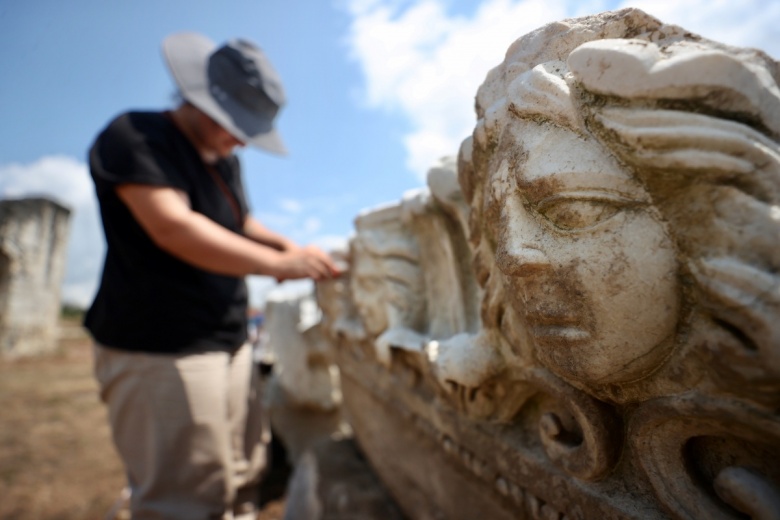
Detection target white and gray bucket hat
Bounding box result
[162,32,287,155]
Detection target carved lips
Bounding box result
[523,300,589,343]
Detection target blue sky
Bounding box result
[1,0,778,307]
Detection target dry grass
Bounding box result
[0,319,286,520]
[0,318,124,520]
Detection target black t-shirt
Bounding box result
[85,111,250,353]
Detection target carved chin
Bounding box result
[535,332,676,391]
[361,313,387,337]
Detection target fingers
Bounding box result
[276,246,343,282]
[307,254,332,281]
[302,246,344,279]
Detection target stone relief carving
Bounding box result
[317,8,780,520]
[262,289,349,464]
[265,289,342,412]
[333,159,481,367]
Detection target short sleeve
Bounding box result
[89,112,191,196]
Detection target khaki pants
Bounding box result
[94,343,269,520]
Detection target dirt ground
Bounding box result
[0,318,286,520]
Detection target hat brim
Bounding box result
[162,32,287,155]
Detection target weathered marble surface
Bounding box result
[265,289,342,412]
[318,8,780,520]
[0,198,71,357]
[263,289,349,464]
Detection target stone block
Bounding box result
[0,197,71,357]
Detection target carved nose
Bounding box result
[495,243,550,277]
[496,200,550,277]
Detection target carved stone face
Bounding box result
[490,121,681,386]
[351,251,389,337]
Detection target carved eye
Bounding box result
[537,198,623,231]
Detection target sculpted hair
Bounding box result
[459,10,780,400]
[572,40,780,396]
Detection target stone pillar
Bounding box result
[0,197,71,357]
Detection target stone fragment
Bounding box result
[0,197,71,357]
[262,289,350,466]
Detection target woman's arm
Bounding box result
[243,215,300,252]
[116,184,336,280]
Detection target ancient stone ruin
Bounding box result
[262,288,349,464]
[0,197,71,357]
[305,8,780,520]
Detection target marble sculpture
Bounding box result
[317,8,780,520]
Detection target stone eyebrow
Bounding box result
[513,166,648,207]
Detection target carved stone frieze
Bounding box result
[317,8,780,520]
